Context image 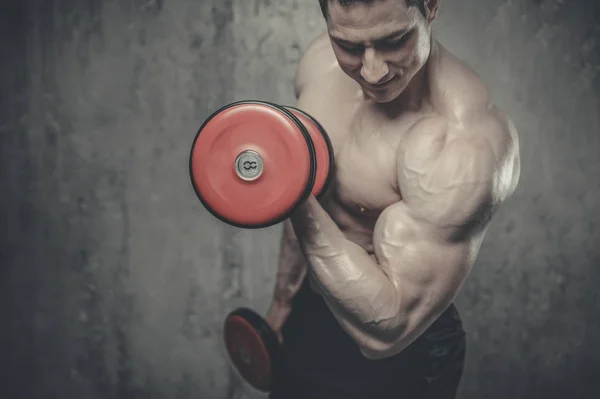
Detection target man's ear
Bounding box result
[425,0,440,22]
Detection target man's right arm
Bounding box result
[264,31,332,338]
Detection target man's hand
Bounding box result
[264,299,292,344]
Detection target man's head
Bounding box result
[319,0,440,103]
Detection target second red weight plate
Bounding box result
[285,106,334,198]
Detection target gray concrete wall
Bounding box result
[1,0,598,398]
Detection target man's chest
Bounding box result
[299,97,417,218]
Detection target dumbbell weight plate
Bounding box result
[189,101,317,228]
[223,307,281,392]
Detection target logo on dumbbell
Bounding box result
[235,150,263,181]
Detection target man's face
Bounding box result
[326,0,433,103]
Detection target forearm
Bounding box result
[289,197,403,350]
[271,219,308,305]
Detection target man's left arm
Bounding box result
[289,113,520,359]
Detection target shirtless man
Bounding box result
[263,0,520,398]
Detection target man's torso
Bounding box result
[273,33,495,395]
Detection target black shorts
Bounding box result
[269,282,466,399]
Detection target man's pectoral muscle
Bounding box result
[289,112,519,360]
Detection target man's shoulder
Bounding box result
[429,45,519,158]
[405,47,521,201]
[294,32,340,97]
[429,45,495,123]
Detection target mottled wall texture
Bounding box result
[1,0,598,398]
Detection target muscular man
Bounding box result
[264,1,520,398]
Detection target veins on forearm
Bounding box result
[272,221,308,303]
[289,197,401,335]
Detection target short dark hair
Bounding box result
[318,0,426,19]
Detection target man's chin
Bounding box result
[372,94,396,104]
[365,88,401,104]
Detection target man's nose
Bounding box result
[360,48,389,84]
